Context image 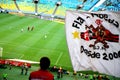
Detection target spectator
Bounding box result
[103,75,110,80]
[29,57,54,80]
[85,73,89,78]
[51,65,57,72]
[57,67,63,78]
[89,75,93,80]
[63,70,70,75]
[21,28,24,32]
[79,73,83,78]
[21,63,25,75]
[24,63,29,75]
[93,74,97,80]
[66,70,70,75]
[97,74,102,80]
[9,63,12,70]
[31,26,34,31]
[79,73,83,76]
[28,26,30,31]
[3,73,7,80]
[44,34,47,39]
[73,71,77,76]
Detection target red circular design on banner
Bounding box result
[95,19,102,25]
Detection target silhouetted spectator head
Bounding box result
[40,57,50,70]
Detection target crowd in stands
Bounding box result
[0,59,31,68]
[49,65,110,80]
[0,58,112,80]
[0,59,31,80]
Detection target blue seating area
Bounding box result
[39,0,99,11]
[0,0,120,16]
[82,0,99,11]
[93,0,120,11]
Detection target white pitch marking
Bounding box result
[55,52,63,65]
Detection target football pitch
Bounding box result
[0,13,120,80]
[0,13,72,70]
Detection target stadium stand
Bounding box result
[0,0,120,18]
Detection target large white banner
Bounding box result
[65,10,120,77]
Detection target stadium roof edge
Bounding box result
[89,0,106,12]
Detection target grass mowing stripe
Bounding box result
[0,16,37,41]
[31,22,62,49]
[44,24,65,50]
[1,19,51,57]
[14,20,52,48]
[0,16,30,33]
[12,21,54,59]
[22,22,63,60]
[18,22,64,61]
[0,14,20,26]
[34,23,63,52]
[1,16,38,31]
[31,23,67,65]
[0,19,21,32]
[0,13,14,20]
[0,14,72,72]
[22,23,60,52]
[0,17,39,58]
[50,33,71,68]
[9,20,47,50]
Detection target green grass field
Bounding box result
[0,13,72,68]
[0,13,120,80]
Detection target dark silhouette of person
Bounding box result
[28,26,30,31]
[21,63,25,75]
[31,26,34,31]
[57,67,63,78]
[29,57,54,80]
[24,63,28,75]
[3,73,7,80]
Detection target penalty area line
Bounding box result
[55,52,63,65]
[19,54,24,59]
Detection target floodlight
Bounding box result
[18,10,22,13]
[56,1,62,6]
[52,1,62,16]
[51,15,54,18]
[35,13,38,15]
[33,0,39,4]
[76,5,83,10]
[101,8,106,11]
